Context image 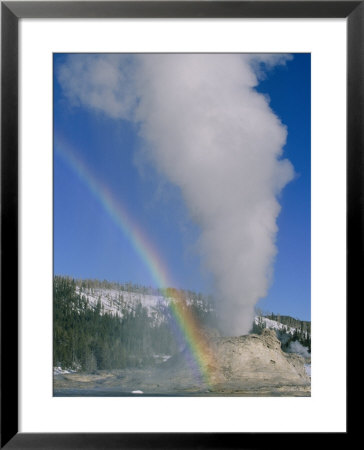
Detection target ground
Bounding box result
[54,329,311,397]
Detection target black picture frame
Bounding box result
[1,1,357,448]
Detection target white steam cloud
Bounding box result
[58,54,294,336]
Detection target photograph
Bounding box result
[53,53,311,397]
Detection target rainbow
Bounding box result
[54,138,217,387]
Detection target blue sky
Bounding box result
[54,53,310,321]
[255,54,311,320]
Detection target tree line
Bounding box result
[54,276,181,372]
[53,276,216,372]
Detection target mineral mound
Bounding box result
[209,328,310,392]
[145,328,310,395]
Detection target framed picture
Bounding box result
[2,1,357,447]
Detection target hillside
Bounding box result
[54,276,310,377]
[74,278,215,323]
[53,276,217,372]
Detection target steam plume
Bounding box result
[58,54,294,335]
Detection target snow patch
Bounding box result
[53,366,77,375]
[254,316,297,335]
[75,286,212,326]
[75,287,172,324]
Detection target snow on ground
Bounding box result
[254,316,297,335]
[131,390,144,394]
[75,286,211,325]
[53,366,77,375]
[75,286,170,322]
[153,354,172,363]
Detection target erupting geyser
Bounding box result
[58,54,294,336]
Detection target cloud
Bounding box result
[57,53,294,336]
[57,54,138,119]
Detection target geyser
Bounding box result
[58,54,294,335]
